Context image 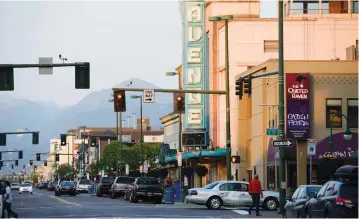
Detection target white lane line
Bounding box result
[233,209,250,215]
[32,192,44,195]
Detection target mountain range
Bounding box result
[0,78,173,173]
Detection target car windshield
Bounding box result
[21,184,31,187]
[137,178,159,185]
[117,177,135,184]
[102,177,115,183]
[307,186,321,195]
[204,182,219,189]
[11,184,18,186]
[79,179,91,185]
[61,182,74,186]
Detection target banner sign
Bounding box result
[286,73,310,100]
[286,73,311,139]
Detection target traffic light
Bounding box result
[60,134,67,146]
[235,78,243,100]
[243,75,252,96]
[29,160,33,166]
[55,154,59,162]
[114,91,126,112]
[91,137,97,147]
[75,62,90,89]
[36,153,41,161]
[0,134,6,146]
[0,67,14,91]
[44,161,47,166]
[173,93,185,114]
[15,160,18,166]
[32,132,39,144]
[18,151,23,159]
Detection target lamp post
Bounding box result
[166,70,183,200]
[131,95,143,176]
[208,15,233,180]
[108,98,122,176]
[329,113,352,153]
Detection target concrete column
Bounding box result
[319,0,323,15]
[296,141,308,186]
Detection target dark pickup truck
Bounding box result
[96,176,115,197]
[129,177,163,204]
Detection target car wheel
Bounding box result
[30,192,33,194]
[19,192,21,194]
[73,193,76,196]
[96,192,103,197]
[207,196,222,210]
[264,197,278,211]
[110,191,116,199]
[58,192,61,196]
[154,198,162,204]
[130,192,138,203]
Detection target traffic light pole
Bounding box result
[140,96,143,177]
[116,112,119,176]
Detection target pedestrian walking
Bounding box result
[248,175,263,216]
[1,181,20,218]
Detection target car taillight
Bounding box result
[190,190,198,195]
[336,196,352,205]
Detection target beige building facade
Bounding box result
[235,59,358,190]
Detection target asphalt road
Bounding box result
[8,189,279,218]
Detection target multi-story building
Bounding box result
[166,0,358,188]
[206,0,358,183]
[235,59,358,191]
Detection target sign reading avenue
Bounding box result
[273,140,293,147]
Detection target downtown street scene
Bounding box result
[0,0,358,218]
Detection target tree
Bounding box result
[55,164,72,179]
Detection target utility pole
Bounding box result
[116,112,119,176]
[119,111,123,176]
[140,96,143,177]
[278,0,286,214]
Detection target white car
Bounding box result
[19,183,33,194]
[76,179,91,193]
[10,183,19,191]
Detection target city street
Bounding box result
[9,189,279,218]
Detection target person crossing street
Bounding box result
[1,181,20,218]
[248,175,263,216]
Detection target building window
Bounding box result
[323,0,349,14]
[293,0,320,14]
[326,99,342,128]
[352,0,359,13]
[347,99,358,128]
[264,40,278,53]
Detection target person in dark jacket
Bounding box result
[248,175,263,216]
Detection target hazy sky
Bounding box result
[0,0,276,106]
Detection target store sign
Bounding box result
[183,1,205,129]
[286,73,310,100]
[287,100,310,139]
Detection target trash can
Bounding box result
[163,187,175,204]
[88,184,94,194]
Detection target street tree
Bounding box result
[55,164,72,179]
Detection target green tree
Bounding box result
[55,164,72,178]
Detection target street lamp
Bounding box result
[208,15,233,181]
[329,113,352,153]
[131,95,143,176]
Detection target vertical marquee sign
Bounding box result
[286,73,310,139]
[183,1,207,130]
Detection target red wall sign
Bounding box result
[286,73,310,100]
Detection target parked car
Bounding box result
[76,178,91,193]
[96,176,115,197]
[284,185,321,218]
[185,180,279,210]
[19,183,33,194]
[127,177,163,204]
[47,181,57,191]
[10,183,20,191]
[55,181,76,196]
[110,176,135,199]
[38,182,48,189]
[305,165,358,218]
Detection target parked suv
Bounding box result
[96,176,115,197]
[76,178,91,193]
[306,165,358,218]
[110,176,135,199]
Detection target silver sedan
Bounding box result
[185,181,279,210]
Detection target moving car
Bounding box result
[55,181,76,196]
[96,176,115,197]
[19,183,33,194]
[110,176,135,199]
[128,177,163,204]
[47,181,58,191]
[185,181,279,210]
[305,165,358,218]
[10,183,20,191]
[76,178,91,193]
[284,185,321,218]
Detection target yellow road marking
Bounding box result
[49,195,82,207]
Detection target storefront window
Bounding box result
[326,99,342,128]
[347,99,358,128]
[267,166,275,190]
